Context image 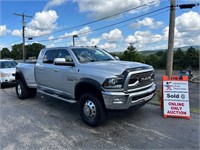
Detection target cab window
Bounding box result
[43,50,57,64]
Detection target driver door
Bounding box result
[52,49,77,98]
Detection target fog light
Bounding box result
[113,98,123,104]
[113,96,127,104]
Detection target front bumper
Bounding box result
[1,77,16,85]
[102,84,156,109]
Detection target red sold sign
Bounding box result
[161,76,190,119]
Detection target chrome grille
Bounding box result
[124,69,154,92]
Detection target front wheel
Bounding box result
[79,93,106,127]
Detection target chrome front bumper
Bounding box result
[102,84,156,109]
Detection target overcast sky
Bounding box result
[0,0,200,52]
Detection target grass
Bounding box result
[190,108,200,114]
[149,89,161,106]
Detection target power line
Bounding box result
[36,6,170,43]
[5,0,169,45]
[32,0,161,38]
[47,9,170,46]
[88,10,170,39]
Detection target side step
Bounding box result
[38,90,77,103]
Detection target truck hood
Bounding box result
[80,60,151,77]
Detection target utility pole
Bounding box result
[166,1,199,78]
[72,35,78,46]
[14,13,32,62]
[166,0,176,79]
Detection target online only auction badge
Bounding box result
[163,80,190,119]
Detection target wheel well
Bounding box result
[16,72,21,80]
[15,72,27,87]
[75,83,103,101]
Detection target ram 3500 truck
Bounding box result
[16,46,156,127]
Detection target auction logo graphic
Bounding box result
[165,81,173,90]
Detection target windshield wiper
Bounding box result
[102,58,114,61]
[91,60,100,62]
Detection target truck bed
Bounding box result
[16,62,37,88]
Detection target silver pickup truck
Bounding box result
[15,46,156,126]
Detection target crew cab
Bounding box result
[15,47,156,126]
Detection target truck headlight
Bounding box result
[0,73,10,77]
[103,78,124,89]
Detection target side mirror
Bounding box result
[54,58,75,66]
[115,56,120,60]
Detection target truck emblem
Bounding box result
[140,76,151,81]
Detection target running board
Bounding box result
[38,90,77,103]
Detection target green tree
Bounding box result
[26,43,45,58]
[141,50,167,69]
[173,48,185,69]
[0,48,11,59]
[156,51,167,69]
[10,44,23,60]
[120,45,144,62]
[9,43,45,60]
[145,54,160,68]
[184,47,199,69]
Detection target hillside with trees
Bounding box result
[115,45,199,70]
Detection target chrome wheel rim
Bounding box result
[83,100,96,119]
[17,84,22,95]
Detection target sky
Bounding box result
[0,0,200,52]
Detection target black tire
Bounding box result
[1,83,5,89]
[29,88,37,98]
[79,93,106,127]
[16,80,30,99]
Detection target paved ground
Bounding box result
[0,85,199,149]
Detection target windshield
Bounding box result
[71,48,115,63]
[0,61,17,69]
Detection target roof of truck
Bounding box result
[44,46,98,50]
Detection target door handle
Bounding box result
[53,69,59,72]
[39,67,44,70]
